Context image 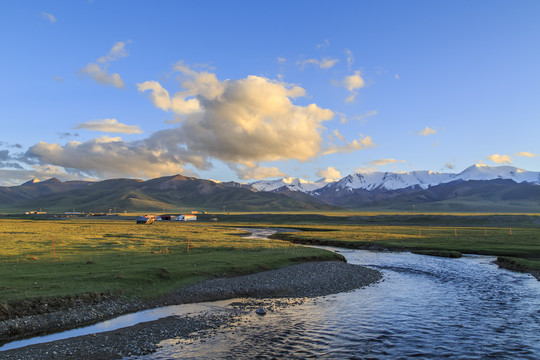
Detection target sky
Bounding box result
[1,0,539,186]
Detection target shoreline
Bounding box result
[273,235,540,281]
[0,261,382,359]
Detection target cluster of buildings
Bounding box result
[136,213,198,224]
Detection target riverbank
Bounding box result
[269,224,540,280]
[0,261,382,359]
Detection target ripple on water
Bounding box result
[136,249,540,360]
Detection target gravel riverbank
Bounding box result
[0,261,382,359]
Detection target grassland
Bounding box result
[0,219,342,302]
[269,225,539,256]
[1,212,539,305]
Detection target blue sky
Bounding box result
[1,0,539,186]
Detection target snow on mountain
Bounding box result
[453,164,540,183]
[251,177,336,192]
[334,170,455,191]
[335,164,540,192]
[252,165,540,195]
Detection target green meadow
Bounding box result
[0,219,342,302]
[0,212,539,304]
[271,224,540,257]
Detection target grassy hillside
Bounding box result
[2,175,340,213]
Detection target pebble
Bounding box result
[0,261,382,360]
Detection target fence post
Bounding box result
[51,235,56,258]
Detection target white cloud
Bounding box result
[233,165,286,180]
[137,80,201,114]
[277,57,286,64]
[516,151,537,157]
[345,93,358,104]
[333,129,345,142]
[353,110,378,122]
[0,165,96,187]
[316,39,330,49]
[97,41,129,63]
[369,159,406,167]
[354,166,377,173]
[299,57,339,70]
[345,49,354,70]
[487,154,512,164]
[340,71,365,103]
[139,66,335,175]
[80,41,130,88]
[322,135,375,156]
[26,136,189,179]
[81,63,124,88]
[418,126,436,136]
[395,74,400,80]
[343,71,365,91]
[75,119,143,134]
[41,12,56,24]
[316,166,342,180]
[27,63,378,181]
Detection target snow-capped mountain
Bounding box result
[251,177,336,193]
[333,164,540,192]
[452,164,540,183]
[331,170,455,192]
[252,165,540,195]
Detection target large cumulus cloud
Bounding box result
[25,64,373,180]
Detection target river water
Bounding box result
[138,247,540,359]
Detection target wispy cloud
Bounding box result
[41,12,56,24]
[487,154,512,164]
[322,135,375,156]
[369,159,406,167]
[418,126,436,136]
[232,165,286,180]
[298,57,339,70]
[353,110,378,122]
[344,49,354,70]
[515,151,537,157]
[58,132,79,139]
[316,39,330,49]
[80,41,130,88]
[75,119,143,134]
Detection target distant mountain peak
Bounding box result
[250,177,335,193]
[21,178,41,186]
[43,177,62,184]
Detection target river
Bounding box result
[137,246,540,359]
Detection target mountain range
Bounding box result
[252,164,540,193]
[1,164,539,213]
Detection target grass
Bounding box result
[0,219,342,302]
[1,213,539,303]
[270,224,540,269]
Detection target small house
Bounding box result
[176,214,197,221]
